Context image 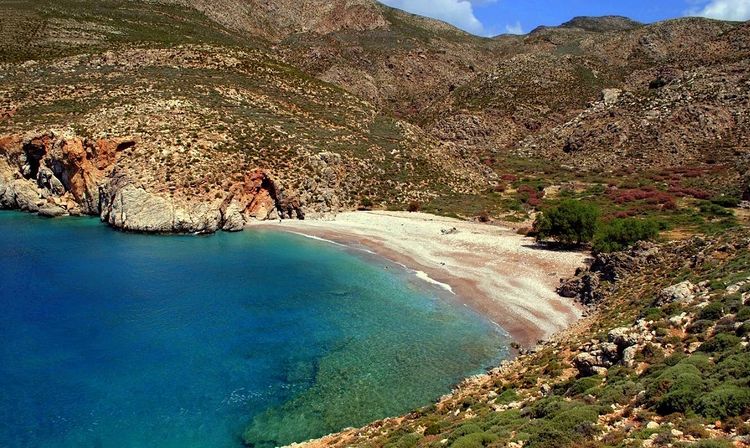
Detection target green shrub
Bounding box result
[647,363,705,415]
[594,381,641,407]
[694,439,733,448]
[592,218,660,253]
[711,196,741,208]
[696,385,750,420]
[534,200,600,246]
[360,197,374,209]
[495,389,519,404]
[715,351,750,384]
[683,353,713,371]
[642,307,664,320]
[699,202,733,217]
[699,334,741,353]
[699,302,727,321]
[524,424,577,448]
[385,432,422,448]
[722,293,744,313]
[657,386,702,415]
[525,405,601,448]
[566,376,602,397]
[448,424,482,443]
[688,319,714,334]
[424,421,449,436]
[450,432,498,448]
[526,397,567,419]
[735,306,750,322]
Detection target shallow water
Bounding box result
[0,212,508,448]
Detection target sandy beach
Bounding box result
[250,211,589,348]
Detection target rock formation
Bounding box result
[0,131,304,233]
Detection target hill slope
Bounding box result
[0,0,488,232]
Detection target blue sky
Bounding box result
[378,0,750,36]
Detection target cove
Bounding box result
[0,211,508,448]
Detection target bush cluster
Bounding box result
[534,201,660,251]
[592,218,660,253]
[534,200,600,246]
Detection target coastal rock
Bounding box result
[591,241,661,282]
[574,326,646,376]
[100,181,176,233]
[173,202,222,234]
[38,205,67,217]
[558,271,602,305]
[0,131,304,233]
[37,167,65,196]
[99,177,223,234]
[221,201,246,231]
[574,352,610,376]
[560,241,662,307]
[0,177,43,212]
[622,346,638,368]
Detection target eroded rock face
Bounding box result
[98,167,300,233]
[559,241,664,308]
[0,131,304,233]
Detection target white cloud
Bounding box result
[687,0,750,21]
[378,0,490,34]
[504,21,524,34]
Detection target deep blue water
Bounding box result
[0,211,508,448]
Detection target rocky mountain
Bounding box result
[557,15,643,33]
[0,0,488,232]
[0,0,748,233]
[166,0,458,41]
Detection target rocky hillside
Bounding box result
[293,230,750,448]
[0,0,748,234]
[0,0,487,232]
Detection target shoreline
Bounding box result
[250,211,589,348]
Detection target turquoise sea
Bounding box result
[0,211,508,448]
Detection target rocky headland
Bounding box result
[0,131,304,232]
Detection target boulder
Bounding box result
[38,205,67,217]
[622,346,639,368]
[608,327,640,349]
[657,280,698,305]
[602,88,622,107]
[558,272,602,305]
[102,183,175,232]
[221,201,246,232]
[2,178,42,212]
[573,342,620,376]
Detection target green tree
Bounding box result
[534,200,600,246]
[592,218,660,253]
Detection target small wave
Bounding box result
[287,231,348,247]
[414,270,455,294]
[289,231,454,294]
